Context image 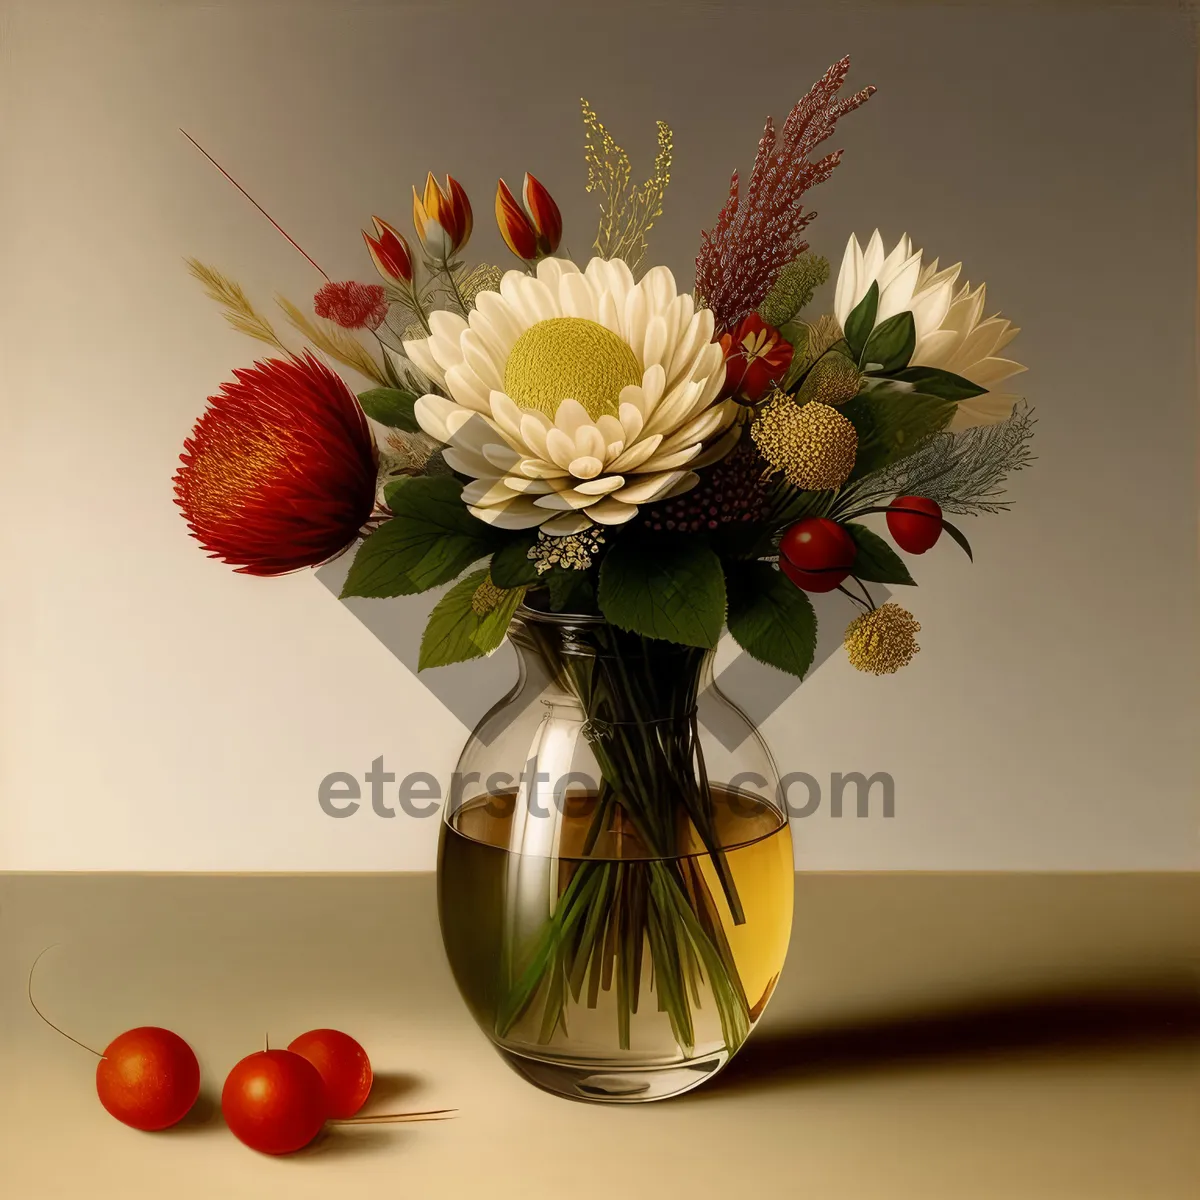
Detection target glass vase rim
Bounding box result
[514,600,610,627]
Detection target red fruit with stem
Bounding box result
[779,517,856,593]
[94,1027,201,1131]
[887,495,943,554]
[28,949,200,1132]
[221,1048,328,1155]
[287,1029,373,1120]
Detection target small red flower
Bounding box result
[314,281,389,330]
[719,313,794,403]
[174,354,378,576]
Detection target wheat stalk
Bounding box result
[186,258,290,352]
[275,296,388,386]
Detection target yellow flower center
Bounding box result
[503,317,642,420]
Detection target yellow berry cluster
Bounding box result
[844,603,922,674]
[752,393,858,490]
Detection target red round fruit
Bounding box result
[779,518,857,593]
[95,1026,200,1131]
[287,1029,373,1120]
[221,1049,327,1155]
[887,495,943,554]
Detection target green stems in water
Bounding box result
[495,619,752,1055]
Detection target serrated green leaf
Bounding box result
[597,537,726,649]
[357,387,419,430]
[489,531,542,589]
[725,560,817,679]
[418,569,526,670]
[941,519,974,561]
[861,311,915,373]
[887,366,987,401]
[843,281,879,361]
[843,381,956,479]
[844,523,917,585]
[340,476,496,598]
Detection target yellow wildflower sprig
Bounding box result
[581,100,673,273]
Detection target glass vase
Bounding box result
[437,602,793,1103]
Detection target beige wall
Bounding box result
[1,0,1196,870]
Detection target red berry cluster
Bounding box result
[641,438,768,534]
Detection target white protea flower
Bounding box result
[400,256,739,533]
[909,269,1025,429]
[834,231,1025,431]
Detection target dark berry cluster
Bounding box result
[641,438,768,534]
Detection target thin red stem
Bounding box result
[180,129,330,281]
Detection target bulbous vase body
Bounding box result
[437,607,793,1102]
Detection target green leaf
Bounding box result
[418,569,526,670]
[889,366,987,401]
[546,568,597,614]
[598,536,726,649]
[357,387,419,431]
[941,519,974,561]
[725,560,817,679]
[843,381,956,478]
[340,476,497,598]
[844,523,917,585]
[777,320,810,367]
[861,311,915,373]
[382,476,413,510]
[843,281,879,362]
[489,531,542,589]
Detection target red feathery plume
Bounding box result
[314,280,389,330]
[696,56,875,333]
[174,353,378,576]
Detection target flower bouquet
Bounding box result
[176,56,1033,1100]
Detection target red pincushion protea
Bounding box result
[174,354,378,576]
[313,281,389,330]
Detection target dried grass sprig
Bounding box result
[275,296,388,387]
[187,259,290,353]
[582,100,673,273]
[696,56,874,332]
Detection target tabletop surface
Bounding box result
[1,872,1197,1199]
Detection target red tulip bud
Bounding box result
[523,173,562,255]
[412,172,472,258]
[495,173,562,262]
[495,179,539,261]
[363,216,413,285]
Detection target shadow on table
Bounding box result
[692,978,1200,1100]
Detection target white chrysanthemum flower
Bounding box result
[834,231,1025,431]
[398,257,739,533]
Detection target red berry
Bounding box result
[287,1029,373,1120]
[221,1049,327,1155]
[887,495,943,554]
[95,1027,201,1131]
[779,518,856,593]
